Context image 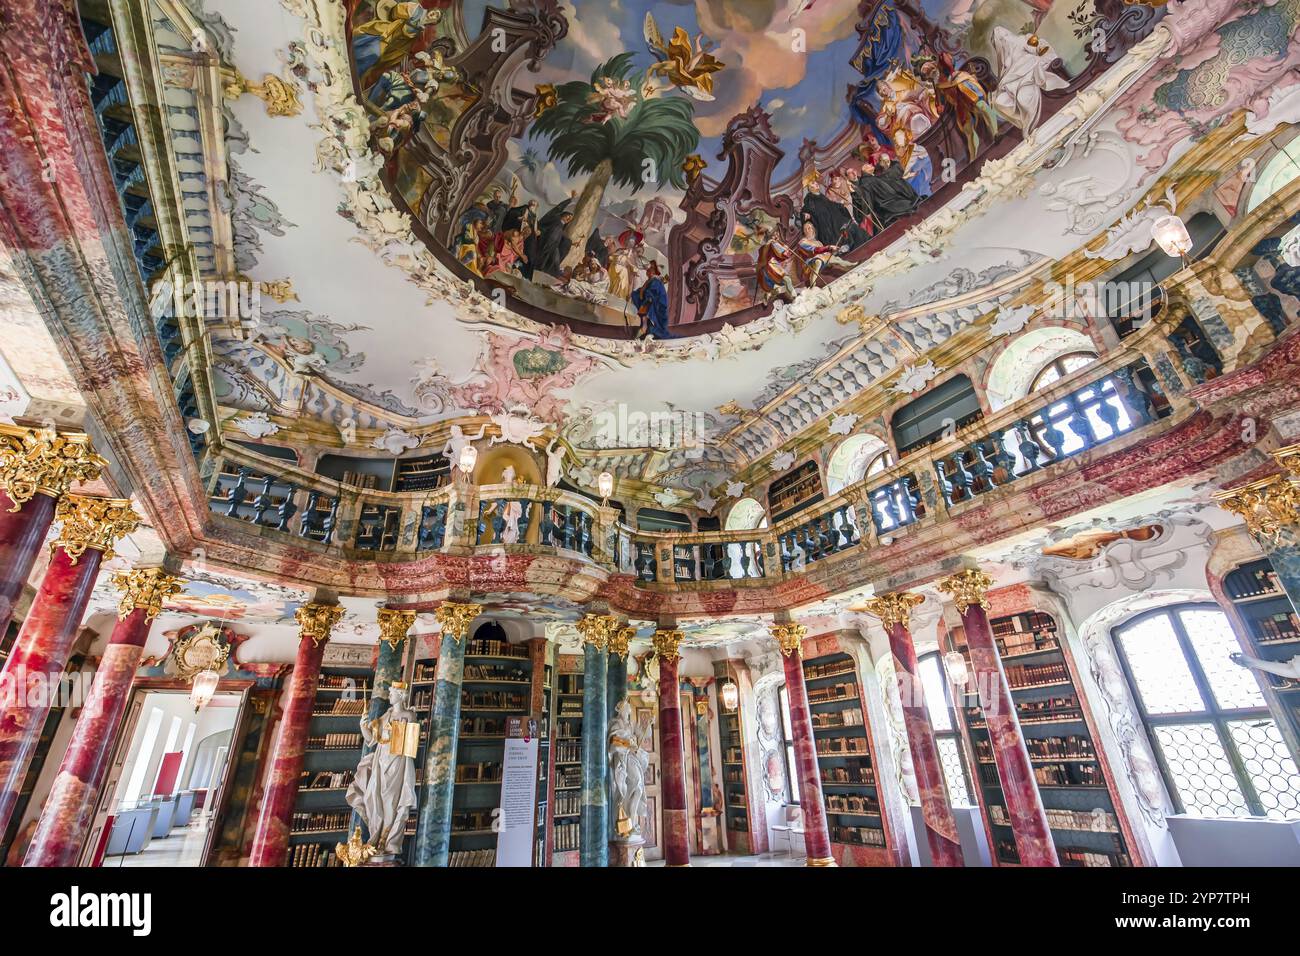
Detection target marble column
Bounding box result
[24,567,184,866]
[577,613,611,867]
[655,628,691,866]
[606,625,631,844]
[249,602,344,867]
[865,592,964,867]
[773,622,836,866]
[413,601,480,866]
[351,606,413,839]
[0,495,137,837]
[0,425,105,637]
[940,570,1059,867]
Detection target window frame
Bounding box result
[777,683,800,806]
[1028,351,1099,394]
[917,651,975,808]
[1111,603,1280,818]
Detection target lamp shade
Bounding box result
[943,651,970,688]
[1150,215,1193,258]
[598,471,614,499]
[720,680,739,712]
[190,668,220,711]
[458,443,478,474]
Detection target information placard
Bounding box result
[496,716,541,867]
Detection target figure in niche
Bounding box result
[754,225,798,306]
[608,700,654,839]
[632,261,672,339]
[990,27,1068,134]
[344,682,418,858]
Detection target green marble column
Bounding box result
[413,602,479,866]
[578,615,611,867]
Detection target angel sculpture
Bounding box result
[1231,651,1300,683]
[643,14,724,101]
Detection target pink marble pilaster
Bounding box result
[0,545,103,836]
[23,605,151,866]
[886,620,964,867]
[0,491,56,638]
[248,631,326,867]
[961,603,1059,867]
[658,652,690,867]
[780,650,835,865]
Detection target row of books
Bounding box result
[306,733,362,750]
[461,690,526,710]
[830,825,885,847]
[449,849,497,867]
[556,765,581,789]
[554,790,581,816]
[803,659,856,682]
[811,706,864,730]
[975,734,1096,763]
[466,638,527,659]
[1005,661,1070,689]
[300,769,354,790]
[460,716,508,737]
[289,843,344,868]
[555,741,581,763]
[290,811,350,834]
[822,765,876,786]
[808,680,858,704]
[826,794,880,815]
[1251,610,1300,643]
[456,761,502,784]
[413,661,438,682]
[318,675,367,691]
[996,632,1059,657]
[463,662,529,683]
[554,822,580,851]
[990,803,1118,833]
[315,698,366,717]
[451,809,497,832]
[817,736,871,756]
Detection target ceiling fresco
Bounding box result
[347,0,1155,339]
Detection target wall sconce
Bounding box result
[189,668,220,712]
[720,680,739,712]
[943,651,970,689]
[598,471,614,501]
[458,443,478,475]
[1150,214,1193,260]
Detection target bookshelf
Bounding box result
[1223,559,1300,743]
[354,503,402,551]
[950,610,1133,867]
[802,652,894,864]
[393,454,452,493]
[551,657,584,865]
[716,676,753,852]
[768,460,823,522]
[289,662,373,867]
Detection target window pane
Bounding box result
[1117,614,1206,714]
[1178,608,1267,710]
[1226,719,1300,819]
[1152,722,1249,817]
[778,685,794,738]
[786,744,800,803]
[918,655,953,731]
[937,736,972,807]
[1062,354,1096,375]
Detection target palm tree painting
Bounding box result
[531,53,700,273]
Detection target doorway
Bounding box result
[88,688,244,867]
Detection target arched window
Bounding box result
[724,497,768,531]
[1111,604,1300,819]
[918,653,973,807]
[826,434,893,494]
[1247,137,1300,213]
[1029,351,1098,393]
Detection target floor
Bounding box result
[648,851,806,867]
[103,813,213,868]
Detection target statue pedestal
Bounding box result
[610,836,646,868]
[362,854,403,867]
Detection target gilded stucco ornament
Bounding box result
[53,496,140,564]
[434,601,482,644]
[771,622,807,658]
[334,826,378,867]
[224,71,303,117]
[576,613,618,651]
[938,568,994,615]
[0,425,105,511]
[652,629,684,661]
[113,567,185,621]
[171,622,232,682]
[377,607,416,650]
[861,592,925,631]
[608,625,635,660]
[296,602,346,647]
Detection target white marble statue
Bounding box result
[608,699,654,841]
[544,438,565,487]
[345,683,419,857]
[1231,652,1300,682]
[990,26,1068,134]
[441,423,487,464]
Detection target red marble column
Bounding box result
[775,625,835,866]
[249,603,342,867]
[655,630,691,867]
[0,425,105,636]
[0,495,137,837]
[23,567,183,866]
[867,593,964,867]
[943,571,1059,866]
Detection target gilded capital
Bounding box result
[53,496,140,563]
[0,425,105,511]
[652,629,684,661]
[1274,443,1300,481]
[938,568,993,615]
[435,601,482,644]
[113,567,185,621]
[576,613,617,651]
[608,625,636,660]
[296,603,345,647]
[862,592,925,631]
[377,607,416,650]
[771,623,807,658]
[1214,477,1300,546]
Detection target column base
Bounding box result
[610,837,646,867]
[806,856,838,867]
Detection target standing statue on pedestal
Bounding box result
[344,682,419,859]
[608,699,653,841]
